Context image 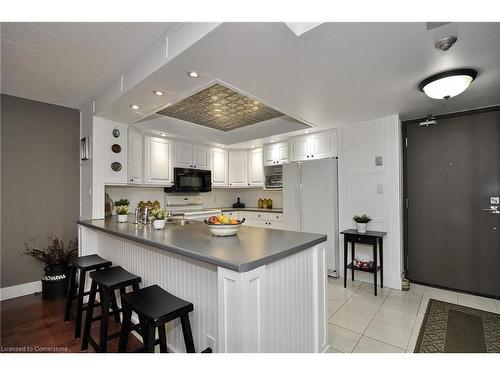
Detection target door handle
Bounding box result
[483,206,500,214]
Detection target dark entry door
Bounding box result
[405,109,500,297]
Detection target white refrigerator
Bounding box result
[283,157,339,276]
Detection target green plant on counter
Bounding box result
[115,205,131,215]
[23,237,77,266]
[353,214,371,223]
[114,198,129,207]
[150,208,166,221]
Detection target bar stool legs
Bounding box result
[180,315,195,353]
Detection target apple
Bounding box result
[208,216,218,224]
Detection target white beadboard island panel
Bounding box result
[79,225,327,353]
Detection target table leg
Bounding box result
[379,238,384,289]
[351,242,355,281]
[343,236,347,288]
[373,242,378,296]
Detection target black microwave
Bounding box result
[165,168,212,193]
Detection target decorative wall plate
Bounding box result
[112,128,120,138]
[111,162,122,172]
[111,144,121,153]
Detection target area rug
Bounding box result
[414,298,500,353]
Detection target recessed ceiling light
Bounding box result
[418,69,477,100]
[160,133,166,137]
[304,130,309,134]
[251,145,254,148]
[271,140,274,143]
[153,90,164,96]
[130,104,140,110]
[187,71,199,78]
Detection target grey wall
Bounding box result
[1,94,80,288]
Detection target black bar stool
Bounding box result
[64,254,118,339]
[118,285,195,353]
[81,266,141,353]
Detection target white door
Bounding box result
[263,145,277,166]
[228,151,248,187]
[248,148,264,186]
[144,136,172,185]
[193,145,209,169]
[128,128,142,184]
[289,136,310,161]
[174,142,194,168]
[211,148,228,187]
[310,133,334,159]
[277,142,289,164]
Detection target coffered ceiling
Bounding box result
[157,83,285,131]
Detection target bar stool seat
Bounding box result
[72,254,111,270]
[64,254,114,339]
[81,266,141,353]
[119,285,195,353]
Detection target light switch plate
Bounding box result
[375,156,383,166]
[491,197,499,204]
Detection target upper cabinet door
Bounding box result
[228,150,248,187]
[248,148,264,186]
[193,145,209,169]
[211,148,228,187]
[263,144,277,166]
[128,128,142,184]
[144,136,172,185]
[310,130,337,159]
[289,136,311,161]
[174,142,194,168]
[277,142,289,164]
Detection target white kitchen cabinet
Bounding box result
[247,148,264,186]
[228,150,248,187]
[289,130,337,162]
[128,127,142,184]
[173,141,209,169]
[211,148,228,187]
[193,145,209,169]
[263,142,288,166]
[224,211,239,219]
[144,136,173,185]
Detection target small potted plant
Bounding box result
[114,198,130,207]
[150,208,166,230]
[116,205,130,223]
[23,237,77,300]
[353,214,371,233]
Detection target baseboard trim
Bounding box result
[0,280,42,301]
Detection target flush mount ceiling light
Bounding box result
[418,69,477,100]
[187,71,199,78]
[153,90,164,96]
[130,104,140,110]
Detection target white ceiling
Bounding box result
[0,22,177,108]
[98,22,500,144]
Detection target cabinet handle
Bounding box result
[307,155,310,158]
[311,155,314,157]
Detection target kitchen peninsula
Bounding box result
[78,218,328,353]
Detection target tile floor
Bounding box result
[326,277,500,353]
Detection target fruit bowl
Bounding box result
[204,217,245,237]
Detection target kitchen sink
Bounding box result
[165,218,191,226]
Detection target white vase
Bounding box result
[356,222,367,233]
[153,219,165,230]
[117,214,128,223]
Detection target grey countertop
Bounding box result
[219,207,283,213]
[77,218,326,272]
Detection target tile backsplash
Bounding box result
[105,186,283,211]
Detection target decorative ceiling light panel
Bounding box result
[157,83,284,131]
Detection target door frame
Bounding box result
[402,104,500,284]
